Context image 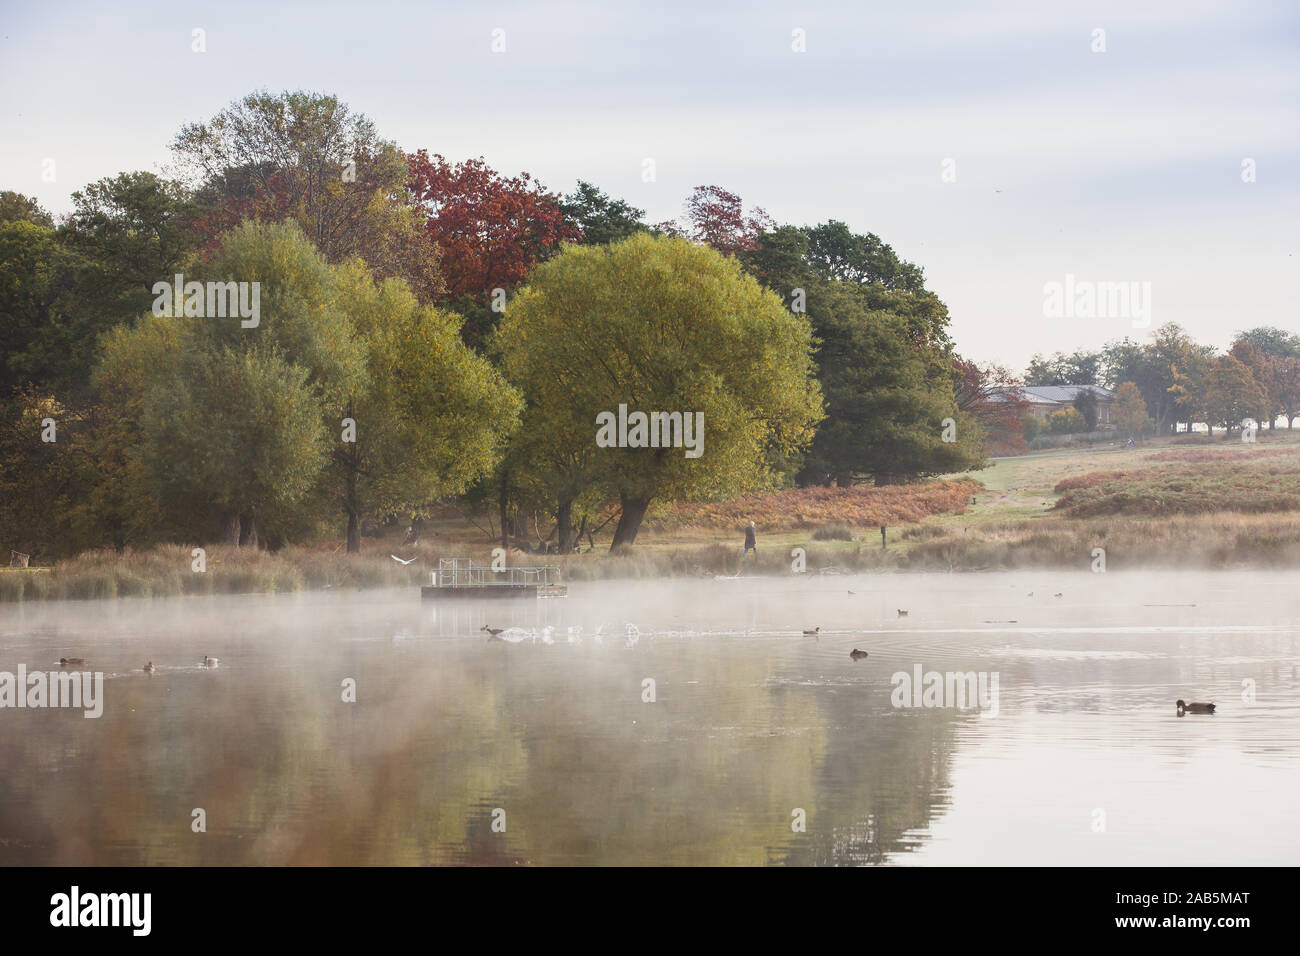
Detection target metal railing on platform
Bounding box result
[431,558,561,588]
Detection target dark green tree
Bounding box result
[561,181,647,245]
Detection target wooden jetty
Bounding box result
[421,558,567,600]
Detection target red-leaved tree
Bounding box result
[406,151,578,301]
[663,185,775,257]
[953,357,1032,455]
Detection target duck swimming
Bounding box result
[849,648,869,661]
[143,662,156,674]
[58,657,86,666]
[1176,699,1215,715]
[202,656,220,668]
[482,626,505,638]
[802,627,820,636]
[897,609,908,617]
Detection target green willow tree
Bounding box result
[139,346,329,546]
[97,221,364,546]
[329,262,522,552]
[495,233,824,549]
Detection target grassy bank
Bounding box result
[0,544,427,603]
[5,434,1298,602]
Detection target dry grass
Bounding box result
[653,479,982,532]
[9,435,1300,602]
[0,544,430,603]
[898,512,1300,570]
[1053,459,1300,517]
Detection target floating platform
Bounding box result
[421,583,568,600]
[421,558,567,600]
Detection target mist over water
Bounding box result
[1,570,1297,865]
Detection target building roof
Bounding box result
[985,384,1115,404]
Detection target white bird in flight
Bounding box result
[391,555,416,565]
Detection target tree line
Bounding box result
[3,89,1005,560]
[1023,324,1300,438]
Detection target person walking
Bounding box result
[743,521,757,557]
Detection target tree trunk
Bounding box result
[610,493,651,550]
[238,513,258,549]
[556,499,575,554]
[499,472,509,552]
[344,465,360,554]
[346,509,360,554]
[339,399,362,554]
[220,511,240,545]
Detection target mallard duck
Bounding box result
[482,626,505,637]
[202,656,220,667]
[802,627,820,636]
[897,609,908,617]
[849,648,869,661]
[58,657,86,666]
[1176,699,1215,715]
[143,662,156,674]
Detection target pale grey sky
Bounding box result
[1,0,1296,370]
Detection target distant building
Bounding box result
[986,385,1116,428]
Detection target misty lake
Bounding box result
[1,570,1297,865]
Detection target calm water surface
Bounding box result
[1,570,1297,865]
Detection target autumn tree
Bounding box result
[656,185,775,257]
[1275,356,1300,429]
[1231,328,1300,429]
[953,359,1031,454]
[1112,382,1150,437]
[1204,355,1268,438]
[407,151,576,342]
[173,90,442,301]
[1103,325,1211,434]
